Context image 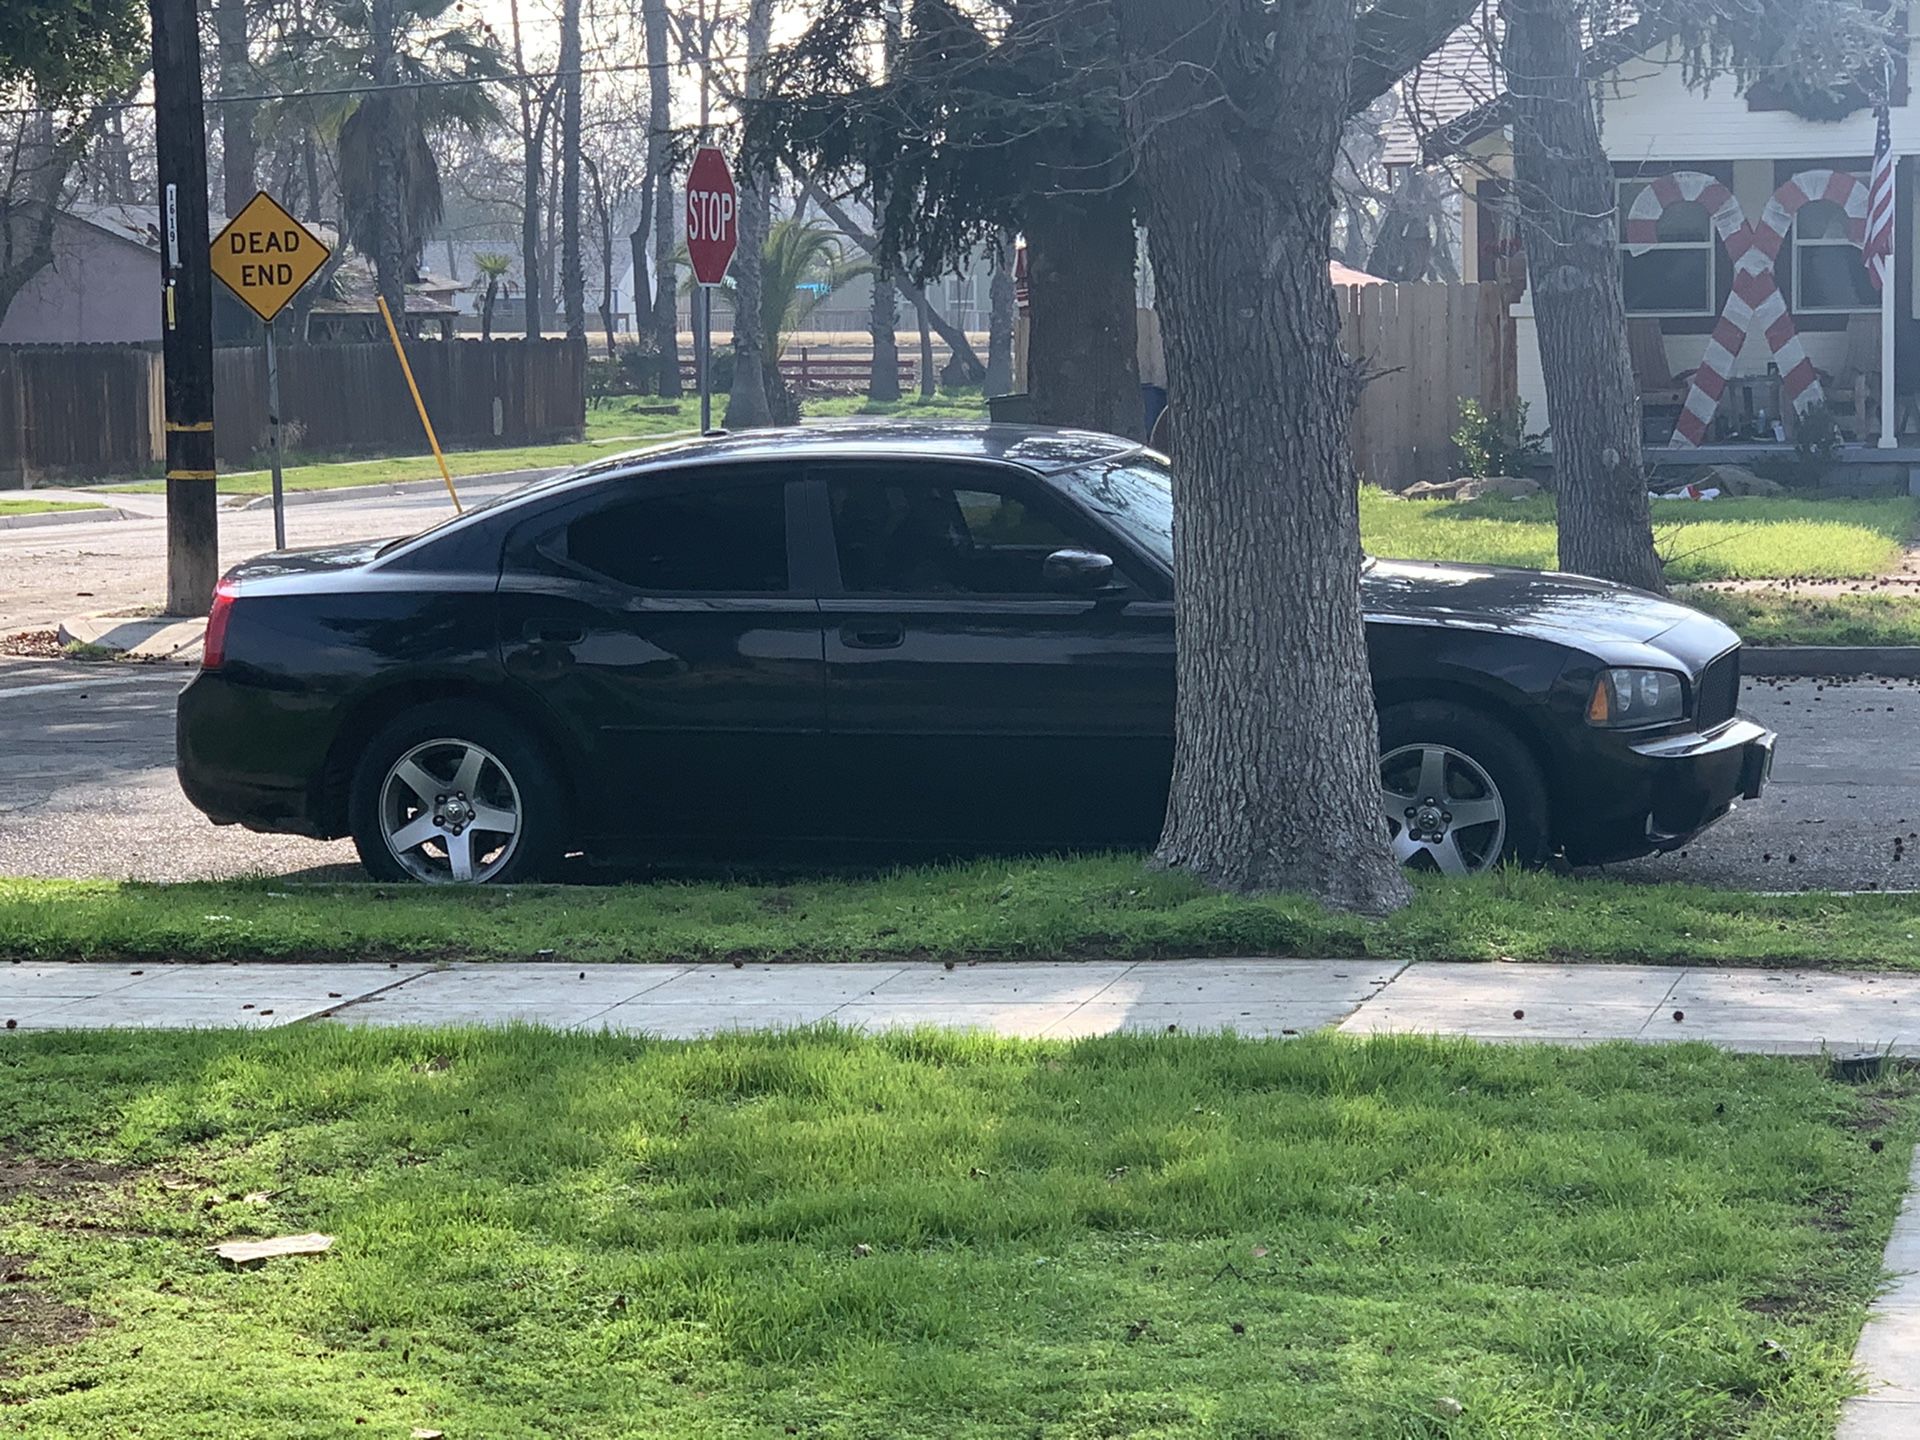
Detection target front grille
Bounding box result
[1695,649,1741,730]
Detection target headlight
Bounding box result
[1587,667,1687,728]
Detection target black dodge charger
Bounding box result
[177,424,1776,885]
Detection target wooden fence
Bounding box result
[1342,281,1517,492]
[213,338,585,464]
[0,346,164,484]
[0,338,586,482]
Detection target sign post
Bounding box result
[210,190,330,549]
[685,145,739,435]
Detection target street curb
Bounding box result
[234,468,567,511]
[0,506,130,531]
[56,613,203,663]
[1744,645,1920,677]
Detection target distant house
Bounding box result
[0,204,174,345]
[1400,3,1918,449]
[303,257,464,343]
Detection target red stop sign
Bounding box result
[685,146,739,286]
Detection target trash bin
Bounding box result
[987,392,1033,424]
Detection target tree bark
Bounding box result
[986,230,1015,396]
[214,0,257,220]
[559,0,586,341]
[643,0,682,396]
[1024,187,1141,438]
[368,0,407,326]
[726,0,775,428]
[916,293,936,399]
[1112,0,1409,912]
[869,254,902,400]
[1505,0,1665,592]
[510,0,545,338]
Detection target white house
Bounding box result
[1404,6,1917,452]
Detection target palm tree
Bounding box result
[682,219,870,423]
[474,252,513,342]
[686,219,870,359]
[266,0,506,327]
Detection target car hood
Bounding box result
[1363,557,1735,662]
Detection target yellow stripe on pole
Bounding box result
[376,294,462,514]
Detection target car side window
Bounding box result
[828,476,1099,595]
[565,482,789,593]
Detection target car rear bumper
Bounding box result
[1562,718,1776,866]
[176,671,331,837]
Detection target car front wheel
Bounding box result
[1377,701,1550,876]
[348,702,564,884]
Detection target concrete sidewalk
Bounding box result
[5,955,1918,1051]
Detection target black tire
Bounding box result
[1377,700,1551,873]
[347,701,567,884]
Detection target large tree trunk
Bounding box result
[917,294,936,399]
[1024,188,1141,438]
[368,0,407,325]
[510,0,545,338]
[560,0,586,341]
[1506,0,1665,592]
[214,0,257,219]
[1112,0,1409,913]
[643,0,682,396]
[985,231,1016,396]
[726,0,774,428]
[869,256,902,401]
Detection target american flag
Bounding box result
[1866,101,1895,292]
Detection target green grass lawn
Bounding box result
[1682,589,1920,647]
[1362,490,1918,583]
[102,393,987,497]
[0,497,104,517]
[0,1027,1910,1438]
[8,862,1920,968]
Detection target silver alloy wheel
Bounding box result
[377,737,524,884]
[1380,743,1507,877]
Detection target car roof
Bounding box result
[591,421,1145,477]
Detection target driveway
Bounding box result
[0,654,1912,888]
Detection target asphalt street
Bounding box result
[4,483,1919,889]
[0,649,1913,887]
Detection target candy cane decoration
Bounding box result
[1625,169,1871,446]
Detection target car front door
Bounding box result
[806,461,1174,848]
[496,467,825,849]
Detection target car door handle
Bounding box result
[839,621,905,651]
[523,621,585,645]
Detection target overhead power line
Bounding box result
[0,60,658,120]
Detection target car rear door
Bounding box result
[496,465,826,847]
[803,460,1174,847]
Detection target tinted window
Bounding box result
[567,483,788,592]
[830,477,1088,595]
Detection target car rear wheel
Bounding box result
[1377,701,1549,875]
[348,703,564,884]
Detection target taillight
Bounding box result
[202,576,239,670]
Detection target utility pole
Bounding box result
[151,0,218,616]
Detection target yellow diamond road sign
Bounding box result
[210,190,330,324]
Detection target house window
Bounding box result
[1791,196,1878,313]
[1617,180,1718,317]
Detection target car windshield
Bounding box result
[1056,455,1174,570]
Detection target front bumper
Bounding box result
[1563,718,1776,865]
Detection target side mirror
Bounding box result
[1043,548,1117,594]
